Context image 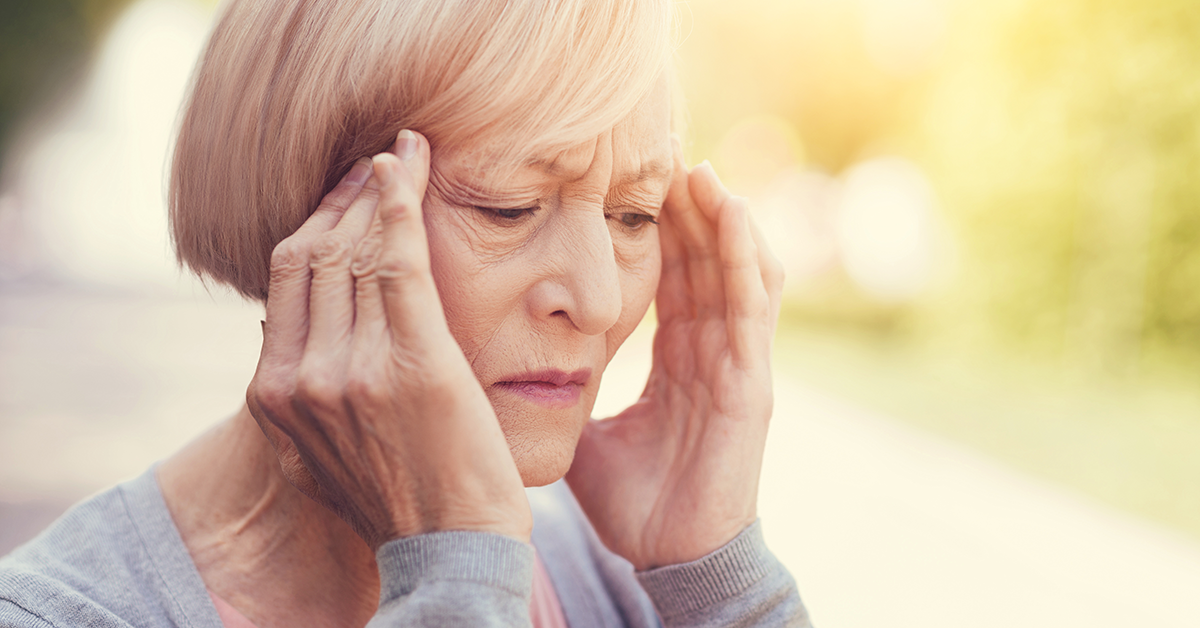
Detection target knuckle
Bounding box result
[381,190,419,223]
[344,370,384,403]
[270,238,309,274]
[375,250,427,286]
[295,367,344,410]
[309,232,354,268]
[248,373,295,418]
[351,237,381,278]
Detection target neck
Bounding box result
[158,406,379,628]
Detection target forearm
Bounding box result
[368,531,534,628]
[637,521,812,628]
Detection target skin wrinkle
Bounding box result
[192,458,312,570]
[429,164,546,210]
[543,135,602,182]
[428,133,667,272]
[153,25,791,608]
[435,199,539,368]
[427,171,545,269]
[225,473,289,537]
[412,82,671,485]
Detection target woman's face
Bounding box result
[423,79,673,486]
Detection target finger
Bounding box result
[717,196,771,365]
[305,158,382,356]
[261,158,374,369]
[655,206,692,322]
[663,148,717,257]
[688,160,731,224]
[350,215,389,360]
[372,130,450,344]
[352,125,431,358]
[663,144,724,315]
[747,213,785,322]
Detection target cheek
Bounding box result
[607,237,661,361]
[422,203,511,361]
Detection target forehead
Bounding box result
[540,76,673,184]
[436,75,672,192]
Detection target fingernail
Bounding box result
[372,155,393,184]
[396,129,418,161]
[698,160,729,194]
[346,157,373,185]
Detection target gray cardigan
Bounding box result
[0,468,811,627]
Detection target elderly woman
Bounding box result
[0,0,809,626]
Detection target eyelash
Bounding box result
[474,205,659,231]
[611,212,659,230]
[476,205,538,222]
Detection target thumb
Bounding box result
[372,130,450,343]
[382,129,430,202]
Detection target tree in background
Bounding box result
[0,0,132,162]
[680,0,1200,382]
[920,0,1200,379]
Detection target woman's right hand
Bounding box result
[245,130,531,552]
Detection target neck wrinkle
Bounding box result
[159,404,380,628]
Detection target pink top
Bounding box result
[529,551,569,627]
[207,552,569,628]
[207,590,259,628]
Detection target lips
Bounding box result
[493,368,592,408]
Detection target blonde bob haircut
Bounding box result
[170,0,674,302]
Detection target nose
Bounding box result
[529,208,623,336]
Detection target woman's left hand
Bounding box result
[566,139,785,571]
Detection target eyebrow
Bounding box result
[524,153,673,188]
[613,157,673,188]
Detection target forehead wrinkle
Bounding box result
[607,184,666,210]
[536,137,601,183]
[612,156,672,189]
[432,161,550,204]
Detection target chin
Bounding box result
[499,407,589,488]
[515,448,576,487]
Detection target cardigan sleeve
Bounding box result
[635,521,813,628]
[366,531,535,628]
[0,600,59,628]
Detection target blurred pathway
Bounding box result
[2,283,1199,627]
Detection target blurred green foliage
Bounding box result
[679,0,1200,538]
[920,0,1200,379]
[680,0,1200,381]
[0,0,132,158]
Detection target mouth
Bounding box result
[493,368,592,408]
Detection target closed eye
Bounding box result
[609,212,659,231]
[475,205,538,223]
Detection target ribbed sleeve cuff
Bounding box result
[635,520,775,620]
[375,531,535,603]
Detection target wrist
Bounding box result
[375,530,536,600]
[365,501,532,552]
